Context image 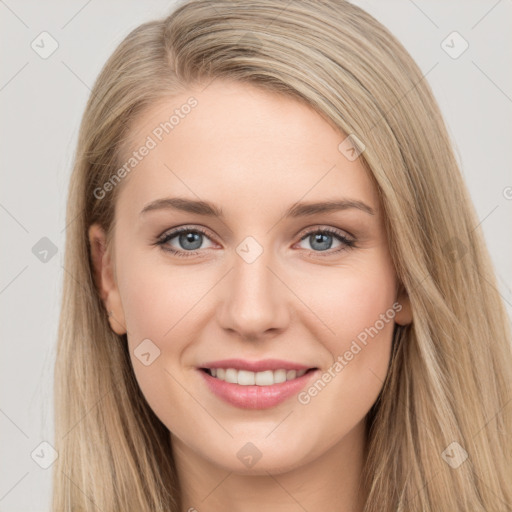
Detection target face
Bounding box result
[89,79,411,476]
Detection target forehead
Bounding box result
[114,79,379,221]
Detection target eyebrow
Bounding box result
[139,197,375,218]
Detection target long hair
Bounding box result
[52,1,512,510]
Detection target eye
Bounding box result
[154,225,356,258]
[155,226,215,257]
[295,227,355,256]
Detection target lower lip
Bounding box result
[198,369,318,409]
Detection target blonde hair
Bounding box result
[53,0,512,510]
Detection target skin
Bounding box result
[89,79,412,512]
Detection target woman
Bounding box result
[52,0,512,510]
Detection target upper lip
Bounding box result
[199,358,317,372]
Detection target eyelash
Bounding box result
[153,225,356,258]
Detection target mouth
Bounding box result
[199,367,318,386]
[197,359,320,409]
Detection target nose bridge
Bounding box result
[218,239,288,338]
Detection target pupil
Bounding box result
[180,232,202,250]
[312,233,332,251]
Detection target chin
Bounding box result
[202,436,315,476]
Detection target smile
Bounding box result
[197,359,319,409]
[202,367,312,386]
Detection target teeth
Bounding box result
[207,367,308,386]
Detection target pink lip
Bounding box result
[198,367,319,410]
[199,358,313,372]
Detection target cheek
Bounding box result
[292,270,397,444]
[116,259,202,425]
[294,259,397,398]
[335,274,396,342]
[294,259,397,347]
[116,254,214,387]
[117,250,202,343]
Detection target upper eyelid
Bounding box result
[158,225,217,244]
[297,225,354,240]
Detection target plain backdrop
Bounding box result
[1,1,511,510]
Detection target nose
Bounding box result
[216,246,290,341]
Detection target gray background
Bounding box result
[1,1,511,510]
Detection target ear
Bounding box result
[394,283,413,326]
[88,223,127,335]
